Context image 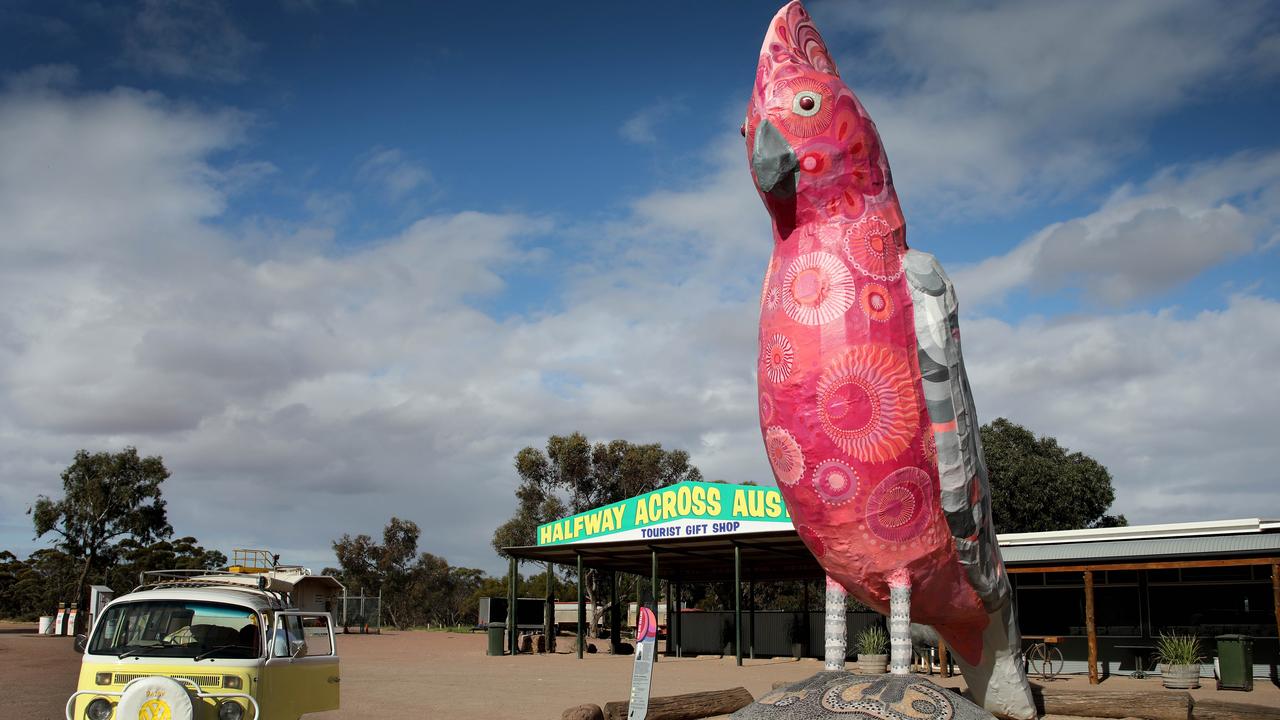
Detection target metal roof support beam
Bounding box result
[674,580,683,658]
[545,561,554,653]
[651,548,659,664]
[734,543,743,667]
[608,570,618,655]
[508,556,517,656]
[576,552,585,660]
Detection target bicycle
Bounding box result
[1023,636,1064,680]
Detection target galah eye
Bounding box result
[793,91,822,117]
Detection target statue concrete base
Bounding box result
[732,672,996,720]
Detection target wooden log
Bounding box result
[562,704,604,720]
[1031,687,1192,720]
[603,687,754,720]
[1193,698,1280,720]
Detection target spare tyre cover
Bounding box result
[116,675,194,720]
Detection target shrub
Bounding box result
[855,624,888,656]
[1154,633,1201,666]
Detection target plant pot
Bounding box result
[1162,664,1201,689]
[856,653,888,674]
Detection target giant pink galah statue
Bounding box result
[747,3,1035,717]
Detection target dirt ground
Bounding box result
[3,622,1277,719]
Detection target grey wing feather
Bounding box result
[904,250,1011,612]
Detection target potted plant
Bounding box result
[1155,633,1201,689]
[855,625,889,674]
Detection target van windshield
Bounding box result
[89,600,261,659]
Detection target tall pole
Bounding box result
[610,571,620,653]
[544,561,554,653]
[748,580,756,660]
[576,553,585,660]
[508,556,518,655]
[1084,570,1099,684]
[803,580,811,659]
[651,550,659,663]
[665,577,673,657]
[734,544,743,667]
[674,580,683,658]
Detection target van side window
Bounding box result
[302,615,334,656]
[272,614,305,657]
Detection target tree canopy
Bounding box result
[0,448,224,621]
[29,447,173,610]
[330,517,488,629]
[492,433,703,556]
[982,417,1127,533]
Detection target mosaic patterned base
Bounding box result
[732,672,995,720]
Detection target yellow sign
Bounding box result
[536,481,791,546]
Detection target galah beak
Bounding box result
[751,118,798,197]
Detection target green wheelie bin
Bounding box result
[1215,634,1253,691]
[487,623,506,656]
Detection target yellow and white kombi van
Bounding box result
[67,550,344,720]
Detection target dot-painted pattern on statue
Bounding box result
[782,252,856,326]
[762,333,796,384]
[765,425,805,486]
[731,673,977,720]
[860,282,894,322]
[815,345,919,463]
[812,459,859,506]
[865,467,934,544]
[844,215,902,282]
[821,677,956,720]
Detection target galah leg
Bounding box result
[824,575,847,672]
[889,569,911,675]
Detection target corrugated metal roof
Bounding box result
[998,518,1280,546]
[1002,532,1280,565]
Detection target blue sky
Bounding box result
[1,0,1278,575]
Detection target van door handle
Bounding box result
[328,676,340,684]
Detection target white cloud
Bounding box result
[356,147,434,202]
[815,0,1280,217]
[124,0,261,83]
[952,151,1280,307]
[964,294,1280,521]
[1,75,1277,580]
[619,99,685,145]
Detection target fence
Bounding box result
[339,593,382,634]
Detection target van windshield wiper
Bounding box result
[118,642,174,659]
[194,644,245,661]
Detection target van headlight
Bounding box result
[218,700,245,720]
[86,698,112,720]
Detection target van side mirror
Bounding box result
[73,634,87,654]
[290,639,308,659]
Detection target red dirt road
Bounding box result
[5,623,1277,719]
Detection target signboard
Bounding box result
[536,481,793,547]
[627,606,658,720]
